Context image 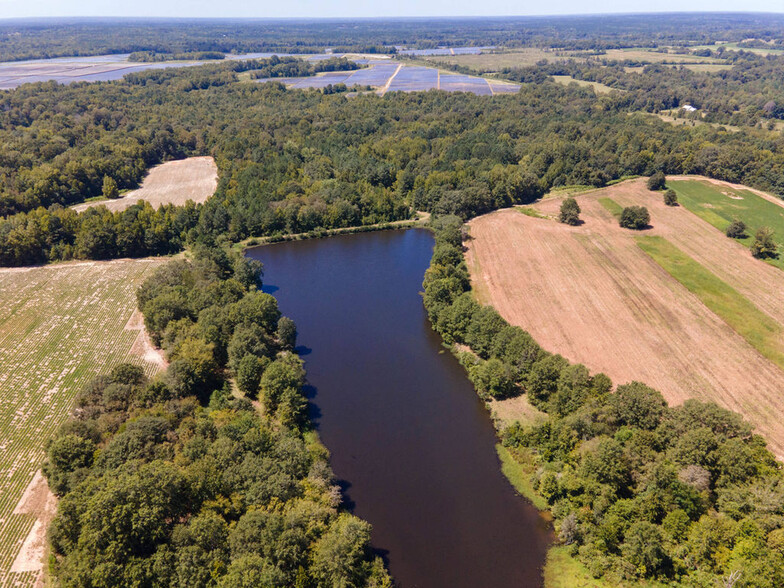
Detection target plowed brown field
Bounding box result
[466,178,784,457]
[73,156,217,213]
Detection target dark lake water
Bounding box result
[246,229,550,588]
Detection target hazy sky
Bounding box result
[0,0,781,19]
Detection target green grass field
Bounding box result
[669,179,784,271]
[551,75,617,94]
[636,236,784,369]
[0,259,164,588]
[598,197,623,218]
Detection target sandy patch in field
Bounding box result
[466,178,784,457]
[73,156,217,213]
[10,471,56,576]
[126,309,167,370]
[489,396,547,429]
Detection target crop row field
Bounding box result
[0,258,166,587]
[465,178,784,458]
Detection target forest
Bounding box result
[422,216,784,587]
[2,55,784,265]
[2,14,784,62]
[496,52,784,126]
[42,244,391,587]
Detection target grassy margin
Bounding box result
[637,235,784,368]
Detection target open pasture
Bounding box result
[0,258,165,587]
[600,48,724,64]
[465,178,784,457]
[72,156,217,213]
[668,178,784,271]
[551,74,617,94]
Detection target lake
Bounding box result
[246,229,550,588]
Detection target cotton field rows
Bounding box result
[0,258,165,587]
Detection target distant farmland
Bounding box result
[0,258,165,588]
[255,61,521,95]
[466,178,784,458]
[72,156,217,213]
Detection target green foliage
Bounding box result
[44,251,390,586]
[619,205,651,230]
[559,197,581,225]
[751,226,779,259]
[726,218,747,238]
[4,54,784,266]
[276,316,297,350]
[647,172,666,191]
[469,358,517,399]
[664,188,678,206]
[102,175,119,199]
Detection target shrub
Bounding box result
[750,226,778,259]
[102,175,119,199]
[663,189,678,206]
[619,206,650,230]
[647,172,666,191]
[725,218,747,239]
[559,197,581,225]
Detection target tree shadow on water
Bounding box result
[335,479,356,511]
[304,384,322,427]
[262,283,279,294]
[295,345,312,356]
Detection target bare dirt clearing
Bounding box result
[72,156,217,213]
[0,258,165,587]
[466,179,784,457]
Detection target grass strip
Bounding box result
[637,235,784,369]
[495,444,548,510]
[517,206,548,219]
[598,197,623,218]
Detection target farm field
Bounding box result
[419,46,725,71]
[668,178,784,271]
[72,156,217,213]
[551,75,616,94]
[600,48,723,63]
[0,258,166,587]
[465,178,784,457]
[420,48,576,69]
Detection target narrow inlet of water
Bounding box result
[247,229,550,588]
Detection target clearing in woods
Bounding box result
[0,258,166,588]
[72,156,217,213]
[465,178,784,458]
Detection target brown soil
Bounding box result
[10,471,57,577]
[73,156,217,213]
[126,309,167,370]
[465,178,784,457]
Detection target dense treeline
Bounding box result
[500,51,784,125]
[2,15,784,62]
[3,59,784,266]
[249,57,362,80]
[0,201,198,266]
[43,246,391,587]
[422,216,784,587]
[128,50,226,62]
